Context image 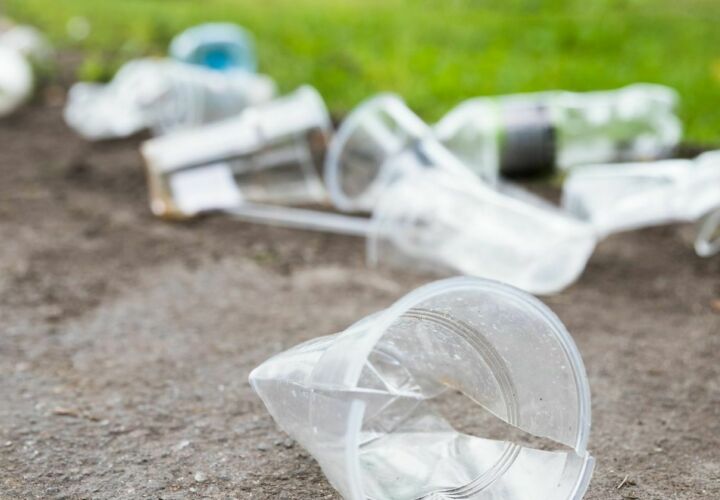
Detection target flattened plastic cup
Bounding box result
[368,168,597,295]
[324,93,469,213]
[169,22,257,72]
[562,152,720,238]
[141,86,331,219]
[251,276,594,499]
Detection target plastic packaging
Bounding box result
[368,167,596,295]
[562,151,720,238]
[0,44,33,117]
[169,22,257,72]
[0,21,54,72]
[324,93,473,213]
[435,84,681,180]
[251,276,594,500]
[64,58,275,140]
[141,86,331,219]
[696,208,720,257]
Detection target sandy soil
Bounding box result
[1,86,719,499]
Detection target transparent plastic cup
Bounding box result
[0,45,33,117]
[324,93,470,213]
[562,151,720,238]
[695,207,720,258]
[435,84,681,178]
[368,168,597,295]
[169,22,257,72]
[141,85,331,219]
[251,276,594,500]
[64,58,276,140]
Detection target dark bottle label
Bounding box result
[499,103,557,177]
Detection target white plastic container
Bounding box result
[251,277,594,500]
[562,151,720,238]
[64,58,276,140]
[141,86,331,219]
[0,44,33,117]
[435,84,682,180]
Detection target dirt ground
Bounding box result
[1,80,719,500]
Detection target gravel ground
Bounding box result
[0,86,719,499]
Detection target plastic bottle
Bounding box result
[562,151,720,238]
[64,58,276,140]
[141,86,331,218]
[435,84,682,181]
[169,22,257,72]
[251,277,594,500]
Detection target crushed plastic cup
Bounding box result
[324,93,469,213]
[562,151,720,238]
[169,22,257,72]
[251,276,594,500]
[435,84,682,179]
[64,58,276,140]
[141,85,332,219]
[0,44,33,117]
[696,207,720,257]
[368,167,597,295]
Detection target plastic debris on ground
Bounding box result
[0,19,53,117]
[64,58,276,140]
[169,22,257,72]
[250,277,594,500]
[435,84,681,181]
[562,150,720,243]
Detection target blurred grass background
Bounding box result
[3,0,720,142]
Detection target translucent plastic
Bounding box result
[435,84,681,178]
[0,22,53,72]
[369,168,597,295]
[696,208,720,257]
[324,93,469,212]
[251,277,594,500]
[64,58,276,140]
[141,86,331,219]
[169,22,256,72]
[562,151,720,238]
[0,45,33,117]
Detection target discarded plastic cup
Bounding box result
[141,85,331,219]
[0,44,33,117]
[696,207,720,257]
[435,84,682,179]
[251,276,594,500]
[64,58,276,140]
[369,168,597,295]
[169,22,257,72]
[562,151,720,238]
[324,93,469,212]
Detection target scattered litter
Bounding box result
[435,84,681,180]
[170,22,256,72]
[64,58,276,140]
[250,277,594,500]
[696,207,720,257]
[562,151,720,239]
[0,45,33,117]
[141,85,332,218]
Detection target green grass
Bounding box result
[3,0,720,142]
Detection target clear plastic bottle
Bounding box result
[251,277,594,500]
[169,22,257,72]
[64,58,276,140]
[435,84,682,181]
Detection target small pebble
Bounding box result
[194,471,207,483]
[256,442,269,451]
